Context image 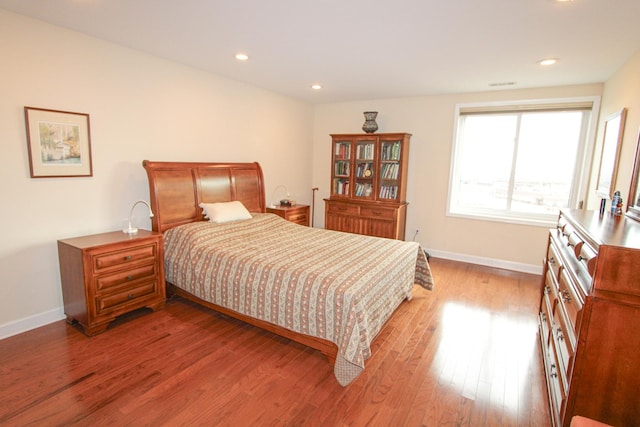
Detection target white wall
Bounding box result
[0,9,314,337]
[3,6,638,338]
[586,49,640,211]
[312,85,604,272]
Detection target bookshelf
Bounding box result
[325,133,411,240]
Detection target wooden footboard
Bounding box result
[166,283,338,365]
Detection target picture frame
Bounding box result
[24,107,93,178]
[626,127,640,221]
[595,108,627,198]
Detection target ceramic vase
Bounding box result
[362,111,378,133]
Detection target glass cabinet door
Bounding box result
[332,140,352,197]
[378,139,402,201]
[354,139,375,200]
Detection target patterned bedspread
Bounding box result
[163,213,434,385]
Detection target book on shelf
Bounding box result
[356,162,373,178]
[335,142,351,159]
[334,160,350,176]
[356,143,374,160]
[355,182,373,197]
[334,179,350,195]
[381,163,399,179]
[381,141,401,161]
[379,185,398,199]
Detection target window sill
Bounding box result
[446,211,557,228]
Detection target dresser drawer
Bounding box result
[95,281,158,314]
[542,326,567,423]
[93,244,156,272]
[327,202,359,215]
[541,279,554,339]
[566,231,584,257]
[576,243,597,277]
[95,263,157,292]
[552,306,574,390]
[547,239,562,279]
[557,269,583,343]
[548,336,567,418]
[360,206,396,219]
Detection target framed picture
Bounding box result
[24,107,93,178]
[626,127,640,221]
[595,108,627,198]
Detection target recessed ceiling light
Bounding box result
[537,58,558,66]
[488,81,517,87]
[235,53,249,61]
[311,84,322,90]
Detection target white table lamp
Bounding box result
[123,200,154,234]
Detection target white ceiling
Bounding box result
[1,0,640,104]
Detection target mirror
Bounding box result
[596,108,627,199]
[627,128,640,221]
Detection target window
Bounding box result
[448,97,600,225]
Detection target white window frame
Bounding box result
[447,96,601,227]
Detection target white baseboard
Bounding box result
[425,248,542,275]
[0,307,65,340]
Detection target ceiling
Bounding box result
[1,0,640,104]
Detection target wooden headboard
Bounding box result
[142,160,266,233]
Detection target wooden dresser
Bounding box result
[539,209,640,427]
[58,230,166,336]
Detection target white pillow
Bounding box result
[199,201,252,223]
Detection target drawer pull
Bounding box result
[126,275,133,281]
[549,256,556,265]
[125,255,132,261]
[372,210,381,215]
[557,327,564,341]
[544,285,551,295]
[128,294,135,299]
[562,290,572,303]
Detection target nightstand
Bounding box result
[57,230,166,336]
[266,204,310,226]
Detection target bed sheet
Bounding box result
[164,213,433,385]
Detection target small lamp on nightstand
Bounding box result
[270,185,293,208]
[123,200,154,234]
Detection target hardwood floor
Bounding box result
[0,258,551,426]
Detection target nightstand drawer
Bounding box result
[288,212,308,223]
[96,281,158,313]
[93,244,156,272]
[95,263,157,291]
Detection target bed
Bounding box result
[143,160,433,385]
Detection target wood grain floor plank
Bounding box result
[0,258,551,426]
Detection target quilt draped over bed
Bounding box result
[163,213,433,385]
